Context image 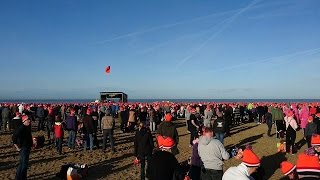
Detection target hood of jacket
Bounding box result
[199,136,213,146]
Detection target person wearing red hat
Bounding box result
[147,135,178,180]
[222,148,260,180]
[305,116,317,148]
[46,107,55,145]
[82,108,95,151]
[12,115,32,180]
[65,109,78,150]
[284,111,298,154]
[189,108,200,147]
[157,113,179,154]
[280,161,297,179]
[134,123,154,180]
[12,112,22,132]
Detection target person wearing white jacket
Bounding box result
[284,111,298,154]
[222,148,260,180]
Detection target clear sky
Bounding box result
[1,0,320,99]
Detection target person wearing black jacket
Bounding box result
[157,113,179,154]
[120,107,128,132]
[147,136,178,180]
[213,111,226,145]
[12,115,32,180]
[82,109,95,151]
[134,123,154,180]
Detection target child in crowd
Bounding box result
[54,116,64,155]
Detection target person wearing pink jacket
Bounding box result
[299,106,309,137]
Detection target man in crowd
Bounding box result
[198,127,230,180]
[222,148,261,180]
[12,115,32,180]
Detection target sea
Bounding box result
[0,99,319,103]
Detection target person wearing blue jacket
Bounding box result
[66,109,77,150]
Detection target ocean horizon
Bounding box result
[0,98,320,103]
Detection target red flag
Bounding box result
[105,66,110,74]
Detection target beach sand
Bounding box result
[0,119,305,180]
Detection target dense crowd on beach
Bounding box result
[1,101,320,180]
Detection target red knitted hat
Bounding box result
[296,153,320,173]
[157,135,175,149]
[164,114,172,122]
[281,161,296,176]
[311,134,320,146]
[242,149,260,167]
[22,115,29,122]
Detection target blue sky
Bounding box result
[1,0,320,99]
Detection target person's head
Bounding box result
[70,109,75,115]
[202,127,214,138]
[86,108,91,115]
[138,122,144,130]
[281,161,296,179]
[242,149,261,175]
[308,116,314,123]
[164,113,173,122]
[15,112,21,117]
[22,115,31,126]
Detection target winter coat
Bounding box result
[66,115,77,131]
[213,117,226,134]
[128,110,136,123]
[2,107,10,118]
[134,127,154,156]
[284,116,298,131]
[198,136,229,170]
[36,107,45,118]
[147,150,178,180]
[12,117,22,132]
[299,107,309,129]
[305,122,317,137]
[82,115,95,134]
[101,115,114,130]
[54,122,64,138]
[157,121,179,144]
[271,108,284,121]
[223,163,253,180]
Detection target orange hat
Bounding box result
[22,115,29,122]
[296,153,320,173]
[311,134,320,146]
[308,116,313,121]
[164,113,172,122]
[157,135,175,149]
[242,149,260,167]
[281,161,296,176]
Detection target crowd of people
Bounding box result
[1,101,320,180]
